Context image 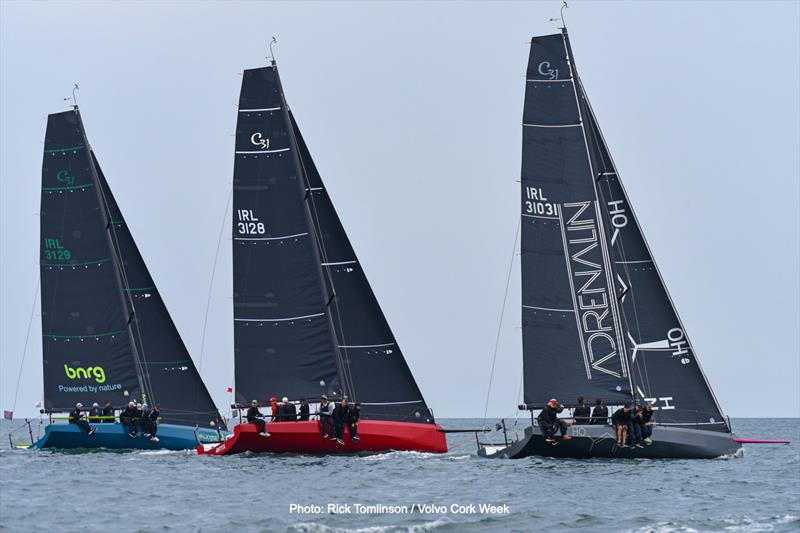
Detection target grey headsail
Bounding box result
[40,108,223,429]
[291,112,433,423]
[579,78,727,431]
[232,64,434,423]
[521,30,727,430]
[92,153,225,429]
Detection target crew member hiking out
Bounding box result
[120,401,139,437]
[641,402,655,445]
[318,395,334,438]
[590,398,608,425]
[142,403,161,443]
[537,398,569,444]
[332,397,351,445]
[612,404,632,448]
[68,403,96,436]
[349,402,362,443]
[630,405,645,448]
[246,400,270,437]
[573,396,590,425]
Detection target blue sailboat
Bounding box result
[30,106,225,450]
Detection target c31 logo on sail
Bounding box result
[538,61,558,80]
[56,170,75,187]
[250,132,269,150]
[64,364,106,383]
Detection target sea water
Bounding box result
[0,418,797,532]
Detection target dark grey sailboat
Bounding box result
[478,28,741,459]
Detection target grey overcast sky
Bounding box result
[1,1,798,419]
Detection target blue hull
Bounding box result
[30,422,224,451]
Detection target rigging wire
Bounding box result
[198,188,232,373]
[482,217,521,426]
[11,279,40,415]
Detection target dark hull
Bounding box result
[478,424,742,459]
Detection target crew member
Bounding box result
[141,403,161,442]
[68,403,96,436]
[349,402,362,443]
[88,402,102,423]
[630,405,644,448]
[269,397,279,422]
[281,397,297,421]
[537,398,568,444]
[641,402,655,444]
[573,396,590,425]
[298,399,310,421]
[611,404,632,448]
[332,397,351,445]
[120,401,139,437]
[318,395,334,438]
[246,400,270,437]
[101,401,114,423]
[590,398,608,425]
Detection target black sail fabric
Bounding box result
[92,154,224,429]
[290,112,434,423]
[520,33,631,407]
[580,82,727,431]
[232,66,341,405]
[40,110,140,410]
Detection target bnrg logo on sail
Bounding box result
[64,364,106,383]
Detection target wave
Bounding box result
[287,516,452,533]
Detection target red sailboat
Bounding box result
[198,58,446,456]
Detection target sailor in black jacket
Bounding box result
[537,399,568,443]
[281,397,297,422]
[641,402,655,443]
[298,399,310,421]
[101,401,114,423]
[246,400,270,437]
[332,398,351,445]
[120,402,139,437]
[590,398,609,425]
[348,402,362,443]
[611,404,632,447]
[68,403,96,436]
[572,396,591,425]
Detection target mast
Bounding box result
[272,61,351,398]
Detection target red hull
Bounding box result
[196,420,448,456]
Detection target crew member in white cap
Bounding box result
[68,402,96,436]
[280,397,297,422]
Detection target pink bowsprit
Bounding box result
[733,438,790,444]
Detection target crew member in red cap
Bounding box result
[537,398,568,444]
[269,397,279,422]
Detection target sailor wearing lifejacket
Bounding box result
[318,395,334,438]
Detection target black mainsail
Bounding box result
[40,109,223,429]
[520,30,727,430]
[232,64,433,423]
